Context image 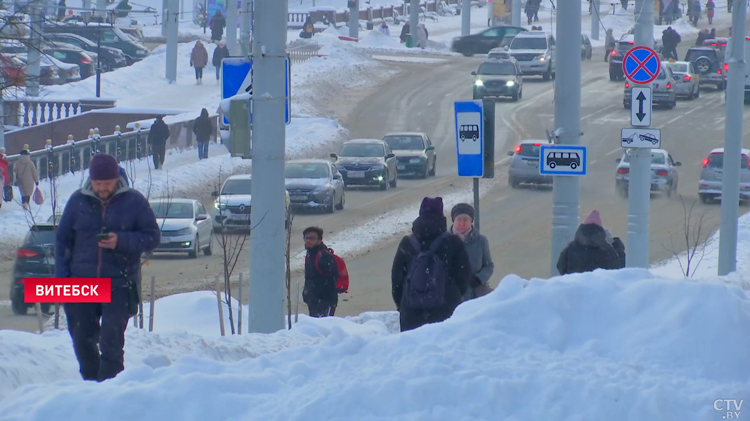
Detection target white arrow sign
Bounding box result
[630,86,652,127]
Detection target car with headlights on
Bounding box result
[150,198,213,258]
[615,149,681,198]
[383,132,436,178]
[507,31,556,80]
[330,139,397,190]
[623,63,677,109]
[471,58,523,101]
[285,159,345,213]
[212,174,253,232]
[665,60,700,99]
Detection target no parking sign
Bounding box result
[622,46,661,84]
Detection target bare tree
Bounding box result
[664,196,713,277]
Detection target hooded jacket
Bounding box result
[450,226,494,300]
[148,117,170,148]
[55,177,160,287]
[392,214,472,332]
[13,154,39,196]
[212,44,230,67]
[556,223,623,275]
[190,42,209,68]
[192,109,213,143]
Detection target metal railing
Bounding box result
[288,42,322,64]
[4,99,84,127]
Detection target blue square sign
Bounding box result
[454,101,484,178]
[221,57,290,125]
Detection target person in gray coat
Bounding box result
[449,203,494,300]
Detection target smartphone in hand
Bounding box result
[97,232,110,240]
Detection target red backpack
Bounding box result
[315,248,349,293]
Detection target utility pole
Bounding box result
[226,0,238,54]
[162,0,168,36]
[96,27,101,97]
[512,0,521,26]
[348,0,358,38]
[487,0,492,26]
[591,0,600,40]
[27,1,42,97]
[550,0,581,276]
[0,91,5,151]
[625,0,653,269]
[248,0,287,334]
[718,0,747,276]
[410,0,418,47]
[165,0,178,83]
[240,0,252,58]
[461,0,470,35]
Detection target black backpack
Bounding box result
[404,232,449,309]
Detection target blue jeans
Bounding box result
[197,141,209,159]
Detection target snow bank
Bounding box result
[1,270,748,419]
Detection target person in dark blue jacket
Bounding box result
[56,153,160,382]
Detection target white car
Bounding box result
[150,198,213,258]
[212,174,253,232]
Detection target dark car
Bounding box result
[46,33,128,71]
[472,58,523,101]
[684,47,725,89]
[11,223,56,315]
[43,23,150,64]
[43,47,97,79]
[609,37,635,80]
[285,159,346,213]
[0,53,25,86]
[451,25,527,56]
[330,139,397,190]
[382,132,437,178]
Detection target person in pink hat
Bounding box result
[556,210,623,275]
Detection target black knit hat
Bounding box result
[451,203,474,221]
[89,154,120,181]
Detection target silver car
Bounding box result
[624,63,677,109]
[615,149,681,198]
[383,132,437,178]
[285,159,346,213]
[150,198,213,258]
[665,60,700,100]
[507,31,556,80]
[506,140,552,187]
[698,148,750,203]
[212,174,253,232]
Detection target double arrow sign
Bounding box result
[630,87,652,127]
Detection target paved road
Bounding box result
[3,28,748,331]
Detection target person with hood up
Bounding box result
[13,149,39,210]
[378,20,390,37]
[604,228,626,268]
[302,226,339,317]
[212,41,229,82]
[56,153,160,382]
[192,108,213,160]
[696,28,709,46]
[449,203,494,301]
[190,40,209,85]
[209,10,226,42]
[147,116,170,169]
[605,28,616,62]
[399,21,410,43]
[416,23,428,49]
[300,16,314,39]
[391,197,472,332]
[557,210,623,275]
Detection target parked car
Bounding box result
[46,33,128,71]
[43,46,97,79]
[615,149,681,198]
[0,53,25,86]
[699,148,750,203]
[507,31,556,80]
[665,60,700,99]
[10,223,56,315]
[212,174,253,232]
[13,54,64,85]
[285,159,345,213]
[471,58,523,101]
[451,25,527,56]
[150,198,213,258]
[382,132,437,178]
[684,47,725,90]
[43,23,150,64]
[506,140,552,188]
[330,139,397,190]
[624,63,677,109]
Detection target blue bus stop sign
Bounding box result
[622,46,661,84]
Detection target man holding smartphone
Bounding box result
[56,153,160,382]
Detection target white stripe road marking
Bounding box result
[606,147,622,156]
[495,195,509,202]
[589,160,597,166]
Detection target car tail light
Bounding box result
[16,248,37,258]
[747,37,750,40]
[683,75,691,82]
[628,41,634,44]
[625,82,630,88]
[611,50,617,56]
[655,170,668,176]
[711,43,717,46]
[515,145,521,153]
[617,168,629,174]
[533,143,541,146]
[81,58,91,64]
[724,63,728,72]
[666,83,671,89]
[703,158,709,167]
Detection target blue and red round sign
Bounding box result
[622,46,661,84]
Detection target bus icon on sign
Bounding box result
[547,152,581,170]
[459,124,479,142]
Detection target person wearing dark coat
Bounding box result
[300,16,314,39]
[57,154,160,382]
[209,10,226,42]
[391,197,472,332]
[147,116,170,169]
[557,210,624,275]
[449,203,494,301]
[399,21,410,43]
[302,226,339,317]
[212,42,229,82]
[192,108,213,160]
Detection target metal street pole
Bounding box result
[550,0,581,276]
[0,91,4,151]
[248,0,287,333]
[240,0,251,58]
[461,0,470,35]
[162,0,168,36]
[626,0,653,269]
[718,0,747,276]
[487,0,493,26]
[165,0,178,83]
[512,0,521,26]
[473,178,480,231]
[591,0,600,40]
[410,0,418,47]
[96,28,101,97]
[27,2,42,97]
[226,0,238,53]
[349,0,358,38]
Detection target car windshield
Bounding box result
[510,37,547,50]
[285,163,329,178]
[666,63,688,73]
[339,143,384,157]
[221,179,252,195]
[477,62,516,75]
[685,49,716,62]
[623,152,666,164]
[706,153,750,169]
[384,136,424,150]
[517,143,541,157]
[24,227,56,245]
[150,202,194,219]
